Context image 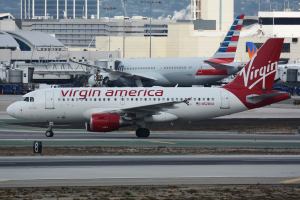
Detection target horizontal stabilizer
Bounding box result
[246,92,287,104]
[204,59,237,71]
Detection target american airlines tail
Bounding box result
[224,38,290,109]
[206,14,245,65]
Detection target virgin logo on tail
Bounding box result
[239,54,278,90]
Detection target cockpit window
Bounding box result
[24,97,34,102]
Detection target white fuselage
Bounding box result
[8,87,247,123]
[97,57,238,87]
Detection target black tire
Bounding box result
[136,128,150,138]
[45,131,54,137]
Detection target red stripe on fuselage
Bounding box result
[196,69,228,76]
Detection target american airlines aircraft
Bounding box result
[81,15,245,87]
[7,38,289,138]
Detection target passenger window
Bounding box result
[30,97,34,102]
[24,97,29,102]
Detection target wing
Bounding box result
[83,98,191,120]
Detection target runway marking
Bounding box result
[281,177,300,184]
[147,140,176,145]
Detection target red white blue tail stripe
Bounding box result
[210,14,245,63]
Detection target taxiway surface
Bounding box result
[0,155,300,187]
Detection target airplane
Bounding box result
[75,15,245,87]
[7,38,290,138]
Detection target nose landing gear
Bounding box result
[45,122,54,137]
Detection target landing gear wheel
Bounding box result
[136,128,150,138]
[45,130,54,137]
[45,122,54,137]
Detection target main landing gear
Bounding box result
[45,122,54,137]
[136,128,150,138]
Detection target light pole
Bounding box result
[103,6,116,52]
[141,0,161,58]
[20,0,22,19]
[122,0,127,58]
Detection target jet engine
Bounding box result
[86,113,121,132]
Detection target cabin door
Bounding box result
[45,90,55,109]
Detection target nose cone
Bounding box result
[7,103,18,118]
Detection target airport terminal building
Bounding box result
[2,0,300,87]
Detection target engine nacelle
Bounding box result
[86,113,121,132]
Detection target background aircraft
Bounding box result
[79,15,245,87]
[7,38,289,138]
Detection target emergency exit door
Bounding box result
[220,91,230,109]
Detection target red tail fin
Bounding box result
[224,38,290,109]
[224,38,283,91]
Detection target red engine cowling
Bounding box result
[87,113,121,132]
